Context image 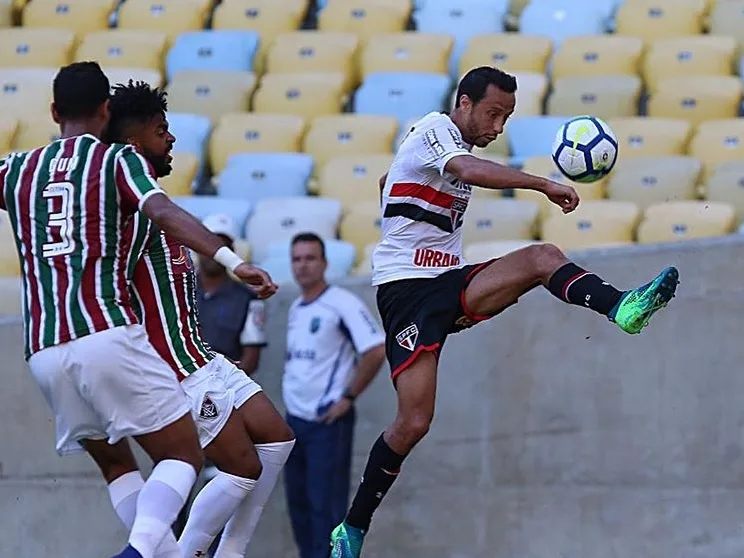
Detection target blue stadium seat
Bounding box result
[519,1,607,46]
[507,116,569,162]
[165,30,260,81]
[168,112,212,163]
[172,195,253,237]
[413,0,508,76]
[216,153,313,204]
[526,0,619,25]
[354,72,452,128]
[259,239,357,281]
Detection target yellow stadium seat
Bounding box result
[637,200,736,243]
[541,201,641,251]
[76,30,168,71]
[0,28,74,68]
[0,212,19,276]
[318,0,408,42]
[705,162,744,223]
[464,239,536,263]
[689,119,744,183]
[615,0,704,41]
[551,35,644,80]
[104,67,163,88]
[339,201,382,261]
[0,68,55,121]
[159,152,198,197]
[547,76,642,120]
[167,71,256,123]
[709,0,744,57]
[606,156,702,209]
[118,0,206,44]
[643,36,737,94]
[12,115,59,152]
[266,32,359,92]
[252,72,346,119]
[209,113,306,173]
[459,34,552,76]
[318,154,392,209]
[22,0,111,39]
[0,116,17,155]
[462,199,539,244]
[0,3,11,28]
[303,114,397,172]
[361,33,452,79]
[647,76,743,126]
[607,117,692,159]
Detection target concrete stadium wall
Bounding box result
[3,237,744,557]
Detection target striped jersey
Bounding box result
[0,134,164,359]
[128,213,215,380]
[372,112,473,286]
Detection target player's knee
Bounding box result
[211,443,263,479]
[398,413,432,447]
[527,243,567,277]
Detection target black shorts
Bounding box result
[376,260,502,380]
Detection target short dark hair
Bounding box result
[455,66,517,108]
[53,61,110,119]
[105,80,168,143]
[291,232,326,260]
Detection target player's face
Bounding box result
[291,241,327,289]
[134,113,175,178]
[462,84,515,148]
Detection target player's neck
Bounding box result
[301,281,328,303]
[59,121,101,140]
[448,109,467,140]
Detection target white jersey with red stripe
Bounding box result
[372,112,473,286]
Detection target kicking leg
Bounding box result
[464,243,678,334]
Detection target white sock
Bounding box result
[107,472,182,558]
[178,472,257,558]
[214,440,295,558]
[129,459,197,558]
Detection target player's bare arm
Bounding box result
[445,154,579,213]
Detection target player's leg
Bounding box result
[464,243,678,334]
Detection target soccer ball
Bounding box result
[551,116,618,183]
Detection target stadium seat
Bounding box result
[0,28,74,68]
[318,0,409,43]
[117,0,206,45]
[247,197,343,262]
[166,71,257,123]
[360,33,453,79]
[317,154,393,208]
[168,112,212,163]
[76,30,167,71]
[354,72,451,128]
[519,2,606,48]
[302,114,397,172]
[266,32,358,92]
[637,201,736,244]
[0,212,19,277]
[216,153,313,204]
[12,115,59,152]
[551,35,644,80]
[647,76,744,126]
[22,0,111,39]
[525,0,619,23]
[208,113,305,174]
[459,33,552,76]
[705,162,744,223]
[547,76,642,120]
[0,116,17,155]
[709,0,744,57]
[541,201,641,251]
[104,67,163,88]
[172,195,253,237]
[352,241,377,276]
[0,277,22,315]
[615,0,704,41]
[643,36,738,94]
[607,117,692,159]
[339,201,382,262]
[252,72,346,119]
[507,116,568,161]
[414,0,508,76]
[159,152,198,197]
[258,239,356,280]
[0,68,55,121]
[0,3,10,29]
[606,156,702,209]
[165,31,260,80]
[464,239,536,263]
[689,119,744,183]
[462,199,540,244]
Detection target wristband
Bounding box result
[343,390,356,403]
[213,246,244,273]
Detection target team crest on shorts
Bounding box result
[395,324,419,352]
[200,395,219,419]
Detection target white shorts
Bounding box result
[181,354,263,448]
[28,324,191,456]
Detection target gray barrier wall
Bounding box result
[3,238,744,558]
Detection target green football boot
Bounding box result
[608,266,679,334]
[330,522,366,558]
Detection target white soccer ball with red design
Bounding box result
[551,116,618,183]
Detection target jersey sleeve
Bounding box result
[418,117,470,176]
[337,292,385,354]
[240,298,268,347]
[115,146,166,211]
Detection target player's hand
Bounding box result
[233,263,278,300]
[320,398,353,424]
[543,181,580,214]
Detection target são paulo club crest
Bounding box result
[395,324,419,352]
[450,197,468,231]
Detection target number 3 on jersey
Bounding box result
[42,181,75,258]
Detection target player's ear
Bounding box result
[51,103,61,124]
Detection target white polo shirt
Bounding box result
[283,286,385,421]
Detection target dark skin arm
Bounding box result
[239,346,261,376]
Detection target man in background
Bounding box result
[283,232,386,558]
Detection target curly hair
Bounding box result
[105,80,168,143]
